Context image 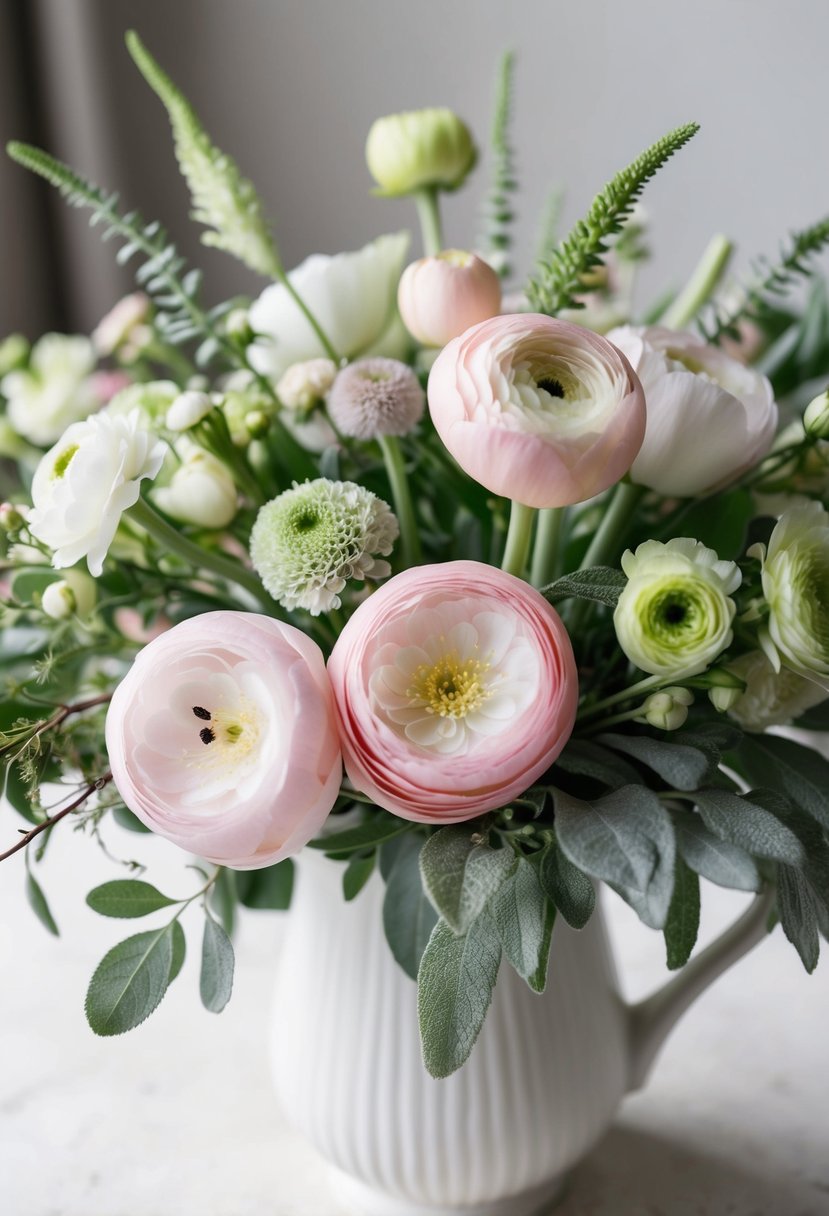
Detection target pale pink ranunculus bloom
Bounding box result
[606,325,778,497]
[105,611,342,868]
[327,561,578,823]
[397,251,502,347]
[427,314,645,508]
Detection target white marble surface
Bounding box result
[1,811,829,1216]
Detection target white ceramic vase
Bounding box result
[270,848,771,1216]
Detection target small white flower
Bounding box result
[250,479,399,614]
[1,334,99,446]
[726,650,827,732]
[166,390,214,432]
[41,569,97,620]
[276,359,338,413]
[29,410,167,576]
[153,441,238,529]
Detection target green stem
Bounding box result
[578,673,664,721]
[378,434,421,567]
[414,186,444,256]
[276,268,340,363]
[578,481,643,573]
[581,705,645,735]
[661,234,733,330]
[501,501,535,578]
[128,496,272,610]
[530,507,566,588]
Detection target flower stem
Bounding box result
[578,673,664,721]
[530,507,566,588]
[661,234,733,330]
[129,496,272,609]
[276,268,341,363]
[579,480,643,573]
[414,186,444,256]
[378,434,421,567]
[501,501,535,578]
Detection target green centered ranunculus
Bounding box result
[614,538,741,679]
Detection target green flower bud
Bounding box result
[803,388,829,441]
[366,108,477,197]
[642,686,694,731]
[0,502,25,532]
[614,538,741,679]
[708,684,743,713]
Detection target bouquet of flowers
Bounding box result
[2,36,829,1081]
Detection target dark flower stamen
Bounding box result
[192,706,212,720]
[199,727,216,745]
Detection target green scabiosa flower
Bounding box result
[614,538,741,679]
[250,479,399,615]
[751,501,829,691]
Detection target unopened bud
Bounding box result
[366,108,477,197]
[0,502,25,531]
[803,388,829,440]
[709,684,744,713]
[41,570,97,620]
[225,309,252,340]
[642,686,694,731]
[244,409,270,439]
[166,390,213,432]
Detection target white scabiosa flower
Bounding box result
[1,334,100,446]
[752,501,829,690]
[29,410,167,577]
[328,357,425,439]
[250,479,399,615]
[153,441,238,529]
[276,358,338,414]
[725,650,827,732]
[614,538,741,679]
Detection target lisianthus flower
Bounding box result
[427,314,646,508]
[327,561,578,823]
[752,501,829,690]
[365,108,476,197]
[397,251,501,347]
[248,233,410,380]
[105,612,342,868]
[250,479,399,614]
[614,538,741,679]
[606,325,778,497]
[153,440,238,529]
[28,409,167,576]
[1,333,100,446]
[327,357,425,439]
[726,650,827,732]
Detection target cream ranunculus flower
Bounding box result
[752,501,829,690]
[726,650,827,732]
[1,333,100,446]
[29,410,167,576]
[606,325,778,496]
[614,538,741,679]
[247,233,410,380]
[153,440,238,529]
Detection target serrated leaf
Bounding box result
[543,567,627,608]
[671,806,761,892]
[199,916,234,1013]
[417,914,502,1078]
[169,921,186,982]
[489,858,555,991]
[535,843,596,929]
[420,827,516,933]
[85,927,174,1035]
[343,852,376,901]
[599,732,712,792]
[382,835,439,980]
[777,864,820,973]
[234,859,294,910]
[664,856,700,969]
[309,815,410,854]
[26,870,59,936]
[693,789,806,866]
[735,734,829,832]
[86,880,177,918]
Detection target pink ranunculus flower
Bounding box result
[397,250,502,347]
[327,561,578,823]
[105,611,342,868]
[606,325,778,497]
[427,314,646,508]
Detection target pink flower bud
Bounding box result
[397,251,501,347]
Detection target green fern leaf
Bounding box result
[478,51,518,279]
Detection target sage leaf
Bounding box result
[599,732,711,792]
[671,806,761,892]
[536,844,596,929]
[543,567,627,608]
[664,856,700,969]
[736,734,829,832]
[85,926,174,1035]
[417,913,502,1078]
[489,858,555,991]
[777,864,820,973]
[420,826,516,933]
[26,870,59,937]
[200,916,234,1013]
[555,738,641,790]
[382,835,439,981]
[86,879,178,919]
[693,789,805,866]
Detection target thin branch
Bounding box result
[0,772,113,863]
[0,693,111,758]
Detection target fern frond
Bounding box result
[533,187,564,269]
[526,122,700,316]
[698,217,829,343]
[126,30,281,279]
[478,51,518,279]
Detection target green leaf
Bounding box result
[489,857,555,992]
[798,700,829,731]
[86,880,178,918]
[343,852,376,901]
[169,921,186,983]
[10,568,60,604]
[199,916,234,1013]
[777,864,820,973]
[234,859,294,910]
[111,804,151,833]
[670,806,761,892]
[668,490,753,559]
[553,785,676,929]
[734,734,829,832]
[420,826,516,933]
[543,567,627,608]
[26,870,59,936]
[664,856,700,970]
[693,789,806,866]
[309,815,410,854]
[535,843,596,929]
[209,867,236,934]
[382,835,439,980]
[85,927,174,1035]
[555,738,641,790]
[417,914,502,1078]
[599,732,712,792]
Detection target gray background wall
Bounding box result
[2,0,827,337]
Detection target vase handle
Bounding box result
[626,887,775,1091]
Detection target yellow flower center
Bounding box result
[407,650,492,719]
[188,699,261,772]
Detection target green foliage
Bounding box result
[199,916,235,1013]
[86,880,177,918]
[488,857,555,992]
[419,826,516,933]
[777,864,820,973]
[342,852,376,901]
[26,869,59,936]
[309,814,411,854]
[733,734,829,833]
[85,925,176,1035]
[169,922,187,983]
[543,567,627,609]
[693,789,805,866]
[670,806,761,892]
[534,843,596,929]
[381,835,439,981]
[664,856,700,969]
[478,51,518,278]
[526,122,699,315]
[556,739,641,791]
[126,31,281,278]
[235,859,295,910]
[598,731,714,792]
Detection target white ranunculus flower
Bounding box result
[1,334,100,446]
[29,410,167,576]
[248,233,410,379]
[752,501,829,690]
[606,325,778,497]
[153,441,238,529]
[726,650,827,732]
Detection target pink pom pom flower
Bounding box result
[397,250,502,348]
[105,611,342,868]
[427,314,646,508]
[327,561,578,823]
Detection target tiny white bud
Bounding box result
[41,570,97,620]
[166,390,213,432]
[244,409,270,438]
[642,686,694,731]
[153,444,238,529]
[803,388,829,441]
[225,309,252,338]
[276,359,338,414]
[0,502,25,531]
